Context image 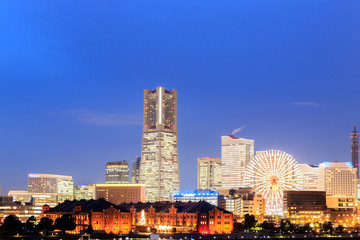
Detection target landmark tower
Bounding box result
[140,87,180,201]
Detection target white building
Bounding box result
[28,173,74,202]
[198,157,222,190]
[220,188,265,221]
[298,164,320,191]
[221,136,254,189]
[74,184,96,200]
[8,173,75,207]
[319,162,357,196]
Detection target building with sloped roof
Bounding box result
[42,199,132,234]
[43,199,233,234]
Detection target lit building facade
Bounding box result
[74,184,96,200]
[95,184,146,205]
[28,173,74,202]
[172,190,220,206]
[140,87,180,202]
[43,199,233,235]
[319,162,357,196]
[105,161,130,184]
[119,201,233,234]
[221,135,254,189]
[283,191,327,224]
[326,196,356,211]
[131,157,141,183]
[218,188,265,221]
[42,199,132,234]
[351,125,359,178]
[8,190,63,207]
[0,202,43,223]
[197,157,222,190]
[8,191,33,203]
[298,164,320,191]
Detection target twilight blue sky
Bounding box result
[1,1,360,194]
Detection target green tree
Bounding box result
[85,224,93,234]
[26,216,36,232]
[279,220,291,233]
[35,217,54,232]
[244,214,257,230]
[322,221,333,234]
[54,214,76,234]
[1,215,23,235]
[336,225,344,233]
[262,221,269,231]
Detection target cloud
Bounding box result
[55,109,142,126]
[289,102,319,107]
[232,125,247,135]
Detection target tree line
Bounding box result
[0,214,92,236]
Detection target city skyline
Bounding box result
[1,1,360,195]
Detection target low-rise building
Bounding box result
[284,191,327,224]
[0,202,43,223]
[218,188,265,222]
[326,196,356,212]
[172,190,220,206]
[95,184,145,204]
[8,190,65,207]
[0,196,13,206]
[43,199,233,234]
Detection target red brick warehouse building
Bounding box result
[43,199,233,234]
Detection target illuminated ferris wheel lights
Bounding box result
[245,150,302,216]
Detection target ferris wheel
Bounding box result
[244,150,303,216]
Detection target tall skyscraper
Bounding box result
[131,157,141,184]
[139,87,180,202]
[351,125,359,178]
[197,157,222,190]
[221,135,254,189]
[105,161,129,184]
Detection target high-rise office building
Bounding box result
[221,135,254,189]
[105,161,129,184]
[139,87,180,202]
[318,162,357,196]
[74,184,96,200]
[298,164,320,191]
[197,157,222,190]
[131,157,141,184]
[351,125,359,178]
[27,173,74,203]
[28,173,73,194]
